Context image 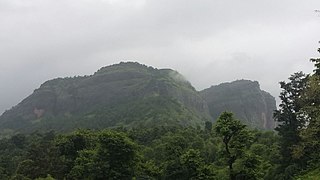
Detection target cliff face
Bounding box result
[0,62,210,134]
[200,80,276,130]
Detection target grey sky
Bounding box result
[1,0,320,114]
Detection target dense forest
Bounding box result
[0,121,279,180]
[0,48,319,179]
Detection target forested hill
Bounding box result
[0,62,276,136]
[1,58,320,179]
[0,62,210,135]
[200,80,276,130]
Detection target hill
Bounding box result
[200,80,276,129]
[0,62,210,135]
[0,63,277,136]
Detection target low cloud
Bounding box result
[0,0,320,113]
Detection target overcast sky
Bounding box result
[1,0,320,114]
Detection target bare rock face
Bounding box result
[200,80,276,130]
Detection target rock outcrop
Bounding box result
[200,80,276,130]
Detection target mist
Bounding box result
[1,0,320,114]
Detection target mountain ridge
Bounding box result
[0,62,210,135]
[0,62,276,136]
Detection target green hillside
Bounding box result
[0,62,278,137]
[0,62,210,136]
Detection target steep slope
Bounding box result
[200,80,276,129]
[0,62,210,135]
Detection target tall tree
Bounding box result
[215,112,252,180]
[293,47,320,167]
[273,72,307,169]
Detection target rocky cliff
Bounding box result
[200,80,276,129]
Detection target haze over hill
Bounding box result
[0,62,276,136]
[0,0,319,115]
[0,62,211,135]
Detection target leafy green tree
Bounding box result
[273,72,307,170]
[234,153,262,179]
[67,149,98,179]
[0,138,26,177]
[97,130,137,179]
[15,160,37,178]
[11,134,27,149]
[214,112,253,180]
[55,129,96,177]
[69,130,137,180]
[292,48,320,169]
[180,149,215,179]
[135,160,162,179]
[12,131,64,179]
[272,47,320,179]
[150,133,190,179]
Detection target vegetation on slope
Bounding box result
[0,62,210,136]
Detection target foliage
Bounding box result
[0,121,280,179]
[273,47,320,179]
[214,112,254,180]
[291,48,320,178]
[274,71,307,171]
[296,168,320,180]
